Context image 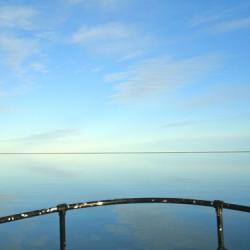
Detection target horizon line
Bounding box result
[0,150,250,155]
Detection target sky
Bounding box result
[0,0,249,152]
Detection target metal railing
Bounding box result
[1,197,250,250]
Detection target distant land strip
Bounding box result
[0,151,250,155]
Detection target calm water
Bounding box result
[0,154,249,249]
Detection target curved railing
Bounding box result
[1,197,250,250]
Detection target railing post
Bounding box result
[57,204,68,250]
[214,200,227,250]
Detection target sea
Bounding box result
[0,154,249,249]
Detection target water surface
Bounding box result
[0,154,249,249]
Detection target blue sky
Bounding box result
[0,0,249,152]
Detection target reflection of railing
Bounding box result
[0,198,249,250]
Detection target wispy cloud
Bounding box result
[0,5,42,73]
[0,5,37,30]
[211,17,250,33]
[105,71,130,82]
[0,129,81,143]
[0,34,42,96]
[0,34,38,70]
[163,120,200,128]
[0,5,47,97]
[108,54,221,101]
[66,0,127,10]
[29,62,48,73]
[190,2,250,33]
[19,129,81,142]
[182,82,250,109]
[72,23,130,42]
[0,106,14,113]
[71,22,149,60]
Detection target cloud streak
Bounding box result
[66,0,127,10]
[108,54,221,101]
[0,34,38,70]
[190,3,250,33]
[0,5,48,98]
[0,5,42,73]
[0,106,14,113]
[163,120,200,128]
[0,5,37,30]
[71,22,149,60]
[182,82,250,109]
[19,129,81,142]
[211,17,250,33]
[0,129,82,144]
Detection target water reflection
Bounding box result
[107,205,216,250]
[0,154,249,249]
